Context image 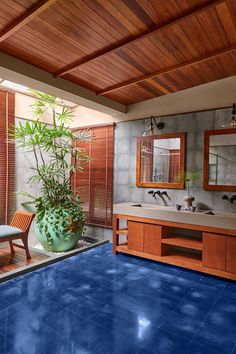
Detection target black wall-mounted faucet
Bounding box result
[222,195,229,200]
[148,190,162,198]
[153,191,161,197]
[230,195,236,204]
[221,195,236,203]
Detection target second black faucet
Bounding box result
[148,190,168,198]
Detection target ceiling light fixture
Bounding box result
[222,103,236,128]
[142,116,165,136]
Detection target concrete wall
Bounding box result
[114,107,236,213]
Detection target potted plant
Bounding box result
[11,91,91,252]
[184,171,202,210]
[176,171,200,210]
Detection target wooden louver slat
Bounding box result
[72,125,114,227]
[0,90,15,224]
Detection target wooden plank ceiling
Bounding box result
[0,0,236,105]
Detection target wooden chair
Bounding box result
[0,211,35,260]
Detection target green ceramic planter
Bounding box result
[35,208,84,252]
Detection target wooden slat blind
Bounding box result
[72,125,114,227]
[0,90,15,224]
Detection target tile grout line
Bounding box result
[184,282,227,352]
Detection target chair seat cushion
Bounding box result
[0,225,23,238]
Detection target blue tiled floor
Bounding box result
[0,243,236,354]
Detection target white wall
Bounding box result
[15,92,116,127]
[15,92,56,124]
[70,105,118,128]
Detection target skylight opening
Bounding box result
[0,79,78,108]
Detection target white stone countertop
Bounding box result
[113,203,236,231]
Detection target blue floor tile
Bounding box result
[136,348,155,354]
[194,322,236,353]
[44,308,85,335]
[67,296,107,320]
[140,328,191,354]
[1,325,70,354]
[160,312,202,340]
[204,295,236,333]
[186,342,222,354]
[89,304,158,348]
[174,287,217,321]
[0,280,29,305]
[0,243,236,354]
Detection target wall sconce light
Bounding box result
[222,103,236,128]
[142,116,165,136]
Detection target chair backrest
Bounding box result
[10,211,35,234]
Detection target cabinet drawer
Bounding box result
[203,232,226,271]
[226,237,236,274]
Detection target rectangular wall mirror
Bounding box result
[136,132,186,189]
[204,128,236,191]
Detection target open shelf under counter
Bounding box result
[116,244,236,281]
[115,228,128,235]
[161,235,203,251]
[117,244,202,267]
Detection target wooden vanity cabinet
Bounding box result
[128,221,144,252]
[128,221,162,256]
[203,232,226,271]
[203,233,236,274]
[114,214,236,281]
[143,224,162,256]
[226,236,236,274]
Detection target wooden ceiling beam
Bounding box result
[97,44,236,95]
[54,0,226,78]
[0,0,57,43]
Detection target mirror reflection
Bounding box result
[140,137,181,184]
[209,133,236,186]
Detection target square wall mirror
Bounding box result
[204,128,236,191]
[136,133,186,189]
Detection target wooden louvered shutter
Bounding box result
[72,124,114,227]
[0,90,15,224]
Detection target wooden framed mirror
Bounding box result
[204,128,236,191]
[136,132,186,189]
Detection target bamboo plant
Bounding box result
[11,91,91,251]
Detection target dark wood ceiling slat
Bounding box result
[216,2,236,43]
[121,0,155,27]
[54,0,225,77]
[0,0,57,42]
[97,44,236,95]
